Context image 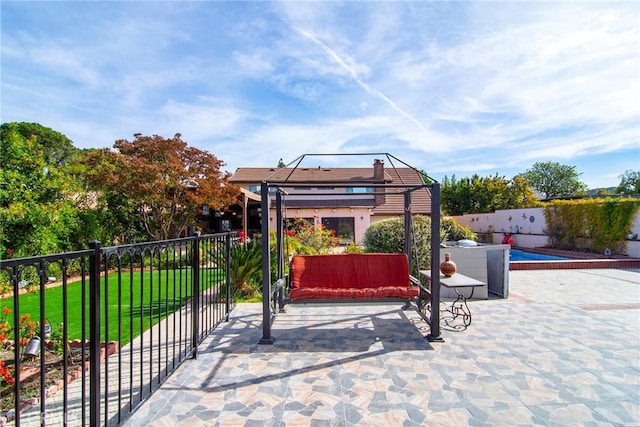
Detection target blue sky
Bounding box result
[2,1,638,189]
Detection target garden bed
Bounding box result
[0,341,118,424]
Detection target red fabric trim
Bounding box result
[290,286,419,300]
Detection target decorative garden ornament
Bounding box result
[25,336,41,357]
[440,253,457,277]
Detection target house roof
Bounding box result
[230,166,432,215]
[372,167,432,215]
[230,167,391,183]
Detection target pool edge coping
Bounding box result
[510,258,640,270]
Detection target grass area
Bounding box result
[0,268,225,347]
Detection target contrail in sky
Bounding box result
[295,27,428,134]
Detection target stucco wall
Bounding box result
[452,207,640,258]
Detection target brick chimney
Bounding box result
[373,159,385,206]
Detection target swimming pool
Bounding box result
[509,249,570,261]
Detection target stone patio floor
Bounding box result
[124,268,640,426]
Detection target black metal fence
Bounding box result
[0,232,236,426]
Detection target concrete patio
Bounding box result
[125,268,640,426]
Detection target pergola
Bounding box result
[257,153,443,343]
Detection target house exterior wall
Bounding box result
[268,206,372,244]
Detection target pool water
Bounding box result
[509,249,570,261]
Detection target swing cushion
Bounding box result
[289,253,419,300]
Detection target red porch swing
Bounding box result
[257,153,444,343]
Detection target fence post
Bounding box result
[225,233,231,321]
[88,240,102,426]
[191,233,201,358]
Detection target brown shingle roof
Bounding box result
[230,167,390,183]
[373,168,432,215]
[230,167,432,215]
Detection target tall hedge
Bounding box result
[543,198,640,254]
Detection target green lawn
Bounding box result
[0,268,225,347]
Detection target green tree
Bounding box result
[418,169,433,184]
[614,170,640,195]
[3,122,79,167]
[82,133,240,240]
[504,176,540,208]
[73,148,147,244]
[518,161,587,199]
[594,188,611,196]
[441,174,538,215]
[0,123,82,257]
[441,175,474,215]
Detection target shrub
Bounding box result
[49,322,66,356]
[344,242,365,254]
[441,217,477,242]
[363,216,479,272]
[363,215,435,272]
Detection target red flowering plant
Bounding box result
[0,309,42,350]
[0,360,14,385]
[0,307,16,386]
[17,314,37,348]
[502,233,516,246]
[0,307,12,343]
[285,218,339,255]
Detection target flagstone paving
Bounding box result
[125,268,640,426]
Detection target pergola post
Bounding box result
[259,181,275,344]
[426,182,443,342]
[403,191,412,263]
[276,191,284,279]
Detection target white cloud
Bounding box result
[2,1,637,188]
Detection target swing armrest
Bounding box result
[410,275,431,297]
[271,276,287,312]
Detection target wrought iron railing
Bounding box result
[0,232,236,426]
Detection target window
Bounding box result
[248,184,277,194]
[322,217,355,245]
[346,187,373,193]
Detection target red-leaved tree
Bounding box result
[83,133,239,240]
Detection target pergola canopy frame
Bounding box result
[258,153,443,344]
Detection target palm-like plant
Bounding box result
[227,240,263,299]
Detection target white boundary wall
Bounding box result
[451,207,640,258]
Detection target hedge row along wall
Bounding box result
[543,198,640,254]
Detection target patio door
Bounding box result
[322,217,355,245]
